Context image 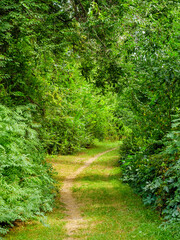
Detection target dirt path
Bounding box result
[60,148,117,239]
[6,143,169,240]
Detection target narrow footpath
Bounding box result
[61,148,117,239]
[6,142,168,240]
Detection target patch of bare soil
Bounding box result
[60,148,117,240]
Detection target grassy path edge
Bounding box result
[5,141,179,240]
[61,148,118,239]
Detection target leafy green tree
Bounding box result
[118,0,180,221]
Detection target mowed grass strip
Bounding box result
[72,148,177,240]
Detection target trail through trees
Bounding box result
[6,143,178,239]
[60,148,117,239]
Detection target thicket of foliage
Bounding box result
[0,0,120,234]
[117,0,180,222]
[0,0,179,235]
[65,0,180,225]
[0,104,55,235]
[0,0,119,153]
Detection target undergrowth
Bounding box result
[119,116,180,234]
[0,104,55,235]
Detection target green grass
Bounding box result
[4,140,119,240]
[4,201,66,240]
[72,148,179,240]
[4,140,179,239]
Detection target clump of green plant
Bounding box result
[40,70,121,155]
[0,104,55,235]
[120,116,180,222]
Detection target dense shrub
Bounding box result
[120,116,180,221]
[116,0,180,227]
[40,70,120,154]
[0,104,55,235]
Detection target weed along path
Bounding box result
[6,142,169,240]
[61,148,117,239]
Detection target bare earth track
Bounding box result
[60,148,117,239]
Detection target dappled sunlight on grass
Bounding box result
[73,149,169,240]
[5,141,119,240]
[6,203,66,240]
[6,141,172,240]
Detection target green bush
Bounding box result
[121,153,180,220]
[41,75,120,154]
[120,117,180,221]
[0,104,55,235]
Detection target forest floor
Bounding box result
[6,141,172,240]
